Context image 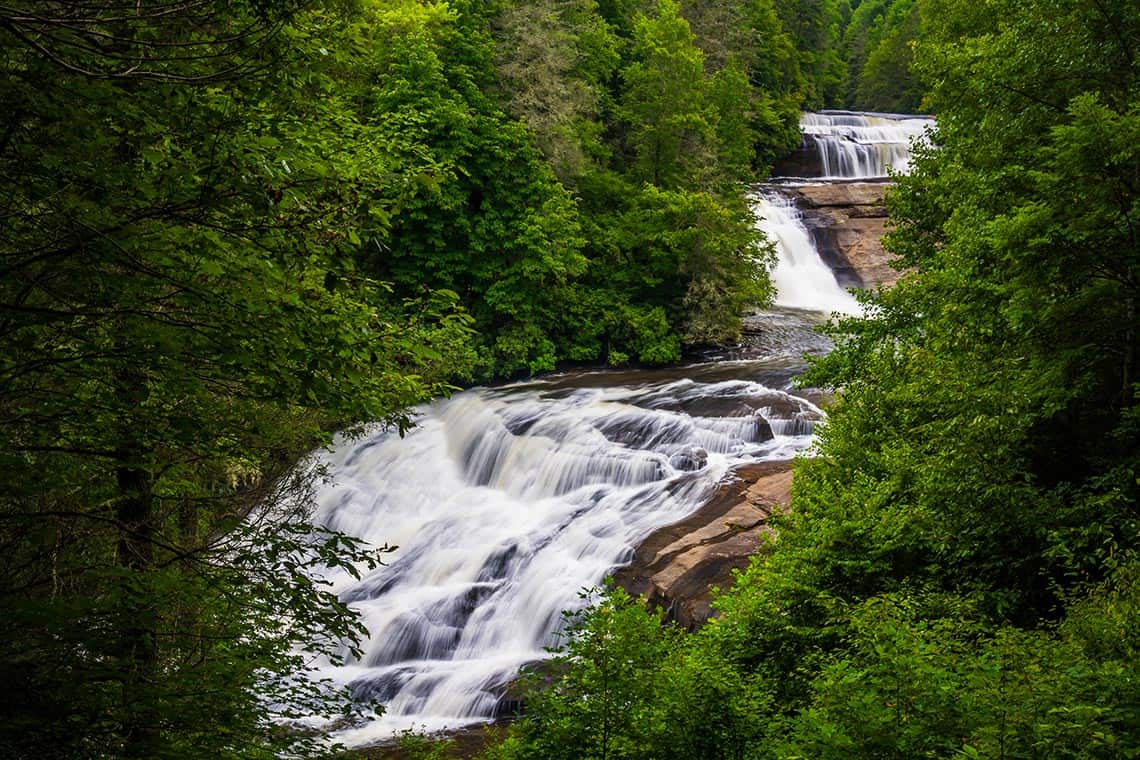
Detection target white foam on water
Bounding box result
[307,377,821,745]
[800,111,933,180]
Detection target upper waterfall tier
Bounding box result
[777,110,934,181]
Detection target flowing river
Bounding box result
[306,111,933,746]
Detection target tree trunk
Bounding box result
[114,356,160,757]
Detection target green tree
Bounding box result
[529,588,684,760]
[772,0,847,107]
[501,586,769,760]
[842,0,924,111]
[492,0,621,184]
[358,0,589,376]
[677,0,806,167]
[618,0,714,188]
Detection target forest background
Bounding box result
[5,0,1135,758]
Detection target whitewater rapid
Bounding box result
[751,191,863,316]
[310,375,821,743]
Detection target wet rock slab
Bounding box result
[613,460,793,629]
[783,181,901,289]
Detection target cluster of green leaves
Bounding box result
[770,0,849,108]
[476,1,1140,757]
[481,586,768,760]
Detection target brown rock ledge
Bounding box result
[613,460,793,630]
[784,182,901,290]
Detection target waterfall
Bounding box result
[299,109,932,747]
[752,191,862,316]
[754,109,933,312]
[308,376,821,745]
[800,110,933,180]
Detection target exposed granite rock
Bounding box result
[613,460,793,629]
[783,181,902,289]
[788,179,888,209]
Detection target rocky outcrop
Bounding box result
[613,460,793,629]
[784,181,901,289]
[771,139,826,179]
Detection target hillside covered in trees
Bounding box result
[7,0,1135,758]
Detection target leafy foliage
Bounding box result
[270,0,805,379]
[478,0,800,371]
[770,0,848,107]
[497,587,768,760]
[842,0,924,112]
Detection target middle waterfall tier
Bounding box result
[752,190,862,316]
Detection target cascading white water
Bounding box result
[801,110,932,180]
[752,109,933,312]
[308,376,821,745]
[752,191,862,316]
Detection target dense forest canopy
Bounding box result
[6,0,1137,757]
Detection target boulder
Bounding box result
[669,446,709,472]
[613,460,793,629]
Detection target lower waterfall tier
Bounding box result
[308,367,823,745]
